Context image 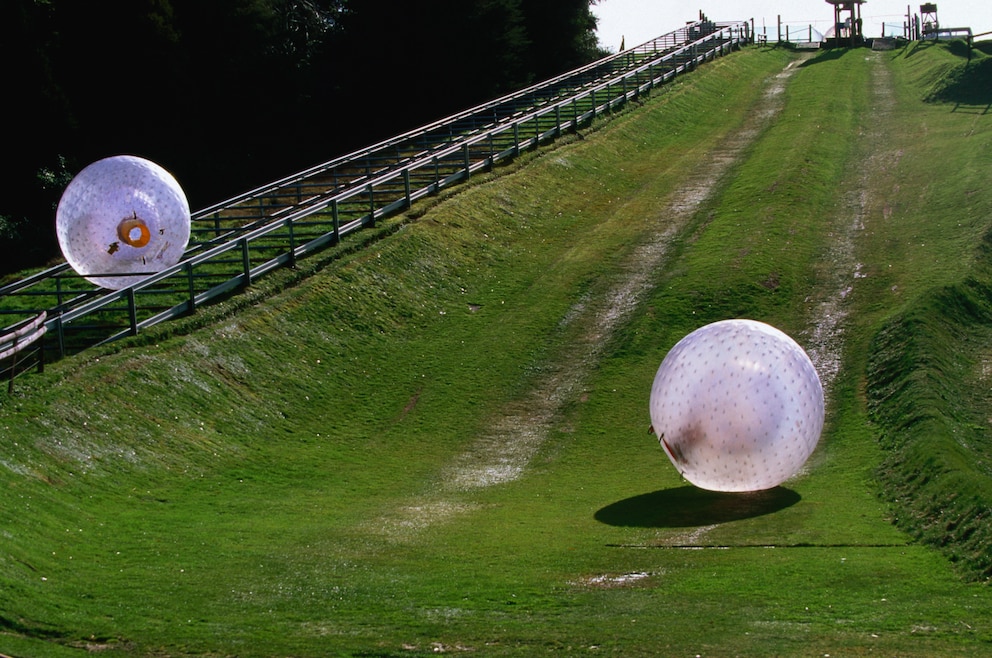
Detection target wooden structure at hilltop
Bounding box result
[920,3,939,38]
[824,0,866,47]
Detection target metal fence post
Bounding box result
[287,217,297,267]
[186,262,197,313]
[367,184,376,226]
[7,341,18,394]
[127,288,138,336]
[54,314,65,359]
[241,238,252,286]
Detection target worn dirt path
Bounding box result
[801,50,895,401]
[363,58,815,541]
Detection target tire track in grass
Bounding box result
[364,59,805,542]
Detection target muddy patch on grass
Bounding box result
[360,500,483,542]
[366,60,804,541]
[573,571,657,588]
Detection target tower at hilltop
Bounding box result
[825,0,867,47]
[920,3,940,38]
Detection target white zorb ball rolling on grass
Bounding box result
[649,319,824,492]
[56,155,191,290]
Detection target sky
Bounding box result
[592,1,992,51]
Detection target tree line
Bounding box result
[1,0,606,275]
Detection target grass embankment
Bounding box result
[1,43,991,656]
[862,40,992,580]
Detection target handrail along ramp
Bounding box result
[0,17,750,376]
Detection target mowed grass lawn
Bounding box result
[2,42,992,656]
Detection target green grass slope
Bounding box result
[865,40,992,580]
[1,42,992,657]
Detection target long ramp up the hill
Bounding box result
[0,18,749,374]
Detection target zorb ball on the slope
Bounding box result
[649,319,824,492]
[56,155,191,290]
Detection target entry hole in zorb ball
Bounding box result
[649,319,824,493]
[117,214,152,248]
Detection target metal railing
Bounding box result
[0,312,45,393]
[0,18,750,375]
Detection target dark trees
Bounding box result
[521,0,603,80]
[331,0,533,142]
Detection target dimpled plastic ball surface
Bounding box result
[649,319,824,492]
[56,155,191,290]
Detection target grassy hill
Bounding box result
[1,40,992,657]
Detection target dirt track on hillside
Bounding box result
[801,51,894,401]
[363,56,829,541]
[366,50,901,542]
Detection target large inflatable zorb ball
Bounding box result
[649,319,824,492]
[56,155,191,290]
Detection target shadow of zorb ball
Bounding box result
[56,155,191,290]
[649,319,824,492]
